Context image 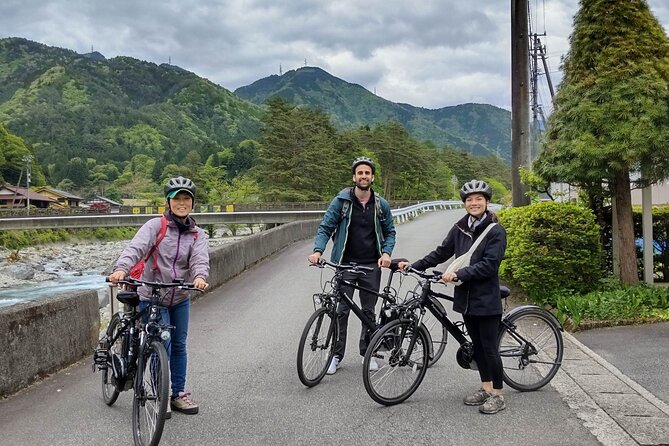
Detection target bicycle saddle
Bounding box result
[117,291,140,307]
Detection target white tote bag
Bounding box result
[445,223,497,286]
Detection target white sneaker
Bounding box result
[363,356,380,372]
[326,356,340,375]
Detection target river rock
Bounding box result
[3,263,36,280]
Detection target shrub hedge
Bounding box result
[498,201,603,306]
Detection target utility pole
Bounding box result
[511,0,531,206]
[23,156,32,215]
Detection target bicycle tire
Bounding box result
[423,298,448,367]
[362,319,429,406]
[498,306,563,391]
[101,313,122,406]
[132,340,169,446]
[297,307,338,387]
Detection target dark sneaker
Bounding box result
[171,392,199,414]
[463,388,491,406]
[479,394,506,414]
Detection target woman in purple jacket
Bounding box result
[109,176,209,415]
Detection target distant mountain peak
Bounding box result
[235,66,511,161]
[82,51,106,61]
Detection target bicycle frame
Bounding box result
[320,261,402,332]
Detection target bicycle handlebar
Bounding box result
[106,277,204,292]
[310,259,375,273]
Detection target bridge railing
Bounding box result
[0,201,463,230]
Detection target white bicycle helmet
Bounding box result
[459,179,492,201]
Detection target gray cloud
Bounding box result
[0,0,667,109]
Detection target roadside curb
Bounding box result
[552,331,669,445]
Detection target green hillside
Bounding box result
[0,37,263,186]
[235,67,511,161]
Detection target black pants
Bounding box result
[334,263,381,360]
[463,314,503,390]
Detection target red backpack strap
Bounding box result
[147,216,168,272]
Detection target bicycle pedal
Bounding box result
[92,349,108,371]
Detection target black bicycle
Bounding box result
[362,268,564,406]
[297,258,442,387]
[93,278,202,446]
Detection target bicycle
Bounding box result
[93,277,202,446]
[362,267,564,406]
[297,258,444,387]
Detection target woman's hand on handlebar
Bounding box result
[108,270,127,285]
[193,277,209,290]
[441,271,458,283]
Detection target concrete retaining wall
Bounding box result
[0,291,99,398]
[0,219,320,398]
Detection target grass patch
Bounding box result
[0,227,137,250]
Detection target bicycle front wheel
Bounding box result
[132,340,169,446]
[363,319,429,406]
[498,307,563,391]
[101,313,122,406]
[297,307,338,387]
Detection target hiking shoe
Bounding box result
[463,388,492,406]
[479,394,506,414]
[165,401,172,420]
[326,356,340,375]
[363,356,379,372]
[171,392,199,415]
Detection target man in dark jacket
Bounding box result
[400,179,507,414]
[308,156,396,375]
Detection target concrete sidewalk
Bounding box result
[553,330,669,446]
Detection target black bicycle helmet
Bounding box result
[459,179,492,201]
[164,176,196,199]
[351,156,375,174]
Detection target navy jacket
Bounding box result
[411,211,507,316]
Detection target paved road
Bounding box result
[0,209,665,445]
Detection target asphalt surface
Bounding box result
[0,209,667,445]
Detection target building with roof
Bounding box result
[0,185,57,209]
[34,186,83,208]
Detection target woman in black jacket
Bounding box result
[400,179,507,414]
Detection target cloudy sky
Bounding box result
[1,0,667,111]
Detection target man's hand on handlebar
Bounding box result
[378,253,391,268]
[398,261,410,272]
[308,251,322,264]
[108,270,127,285]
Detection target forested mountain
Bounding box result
[0,37,263,187]
[235,67,511,161]
[0,37,511,203]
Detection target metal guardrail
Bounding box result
[0,201,464,230]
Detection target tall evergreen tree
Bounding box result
[534,0,669,283]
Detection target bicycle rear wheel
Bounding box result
[132,340,169,446]
[363,319,429,406]
[498,307,563,391]
[101,314,122,406]
[297,307,338,387]
[423,298,448,367]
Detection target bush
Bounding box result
[498,201,603,306]
[554,282,669,329]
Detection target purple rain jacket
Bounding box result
[113,214,210,306]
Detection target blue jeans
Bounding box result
[140,298,190,397]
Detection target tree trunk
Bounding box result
[613,168,639,284]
